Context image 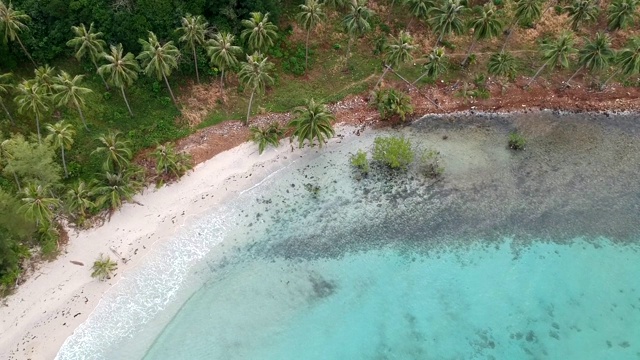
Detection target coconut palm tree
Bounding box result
[414,47,448,84]
[564,32,613,87]
[250,123,284,154]
[238,52,275,125]
[52,71,92,130]
[65,180,95,222]
[289,99,335,148]
[241,12,278,53]
[376,31,415,88]
[98,44,140,116]
[15,79,48,143]
[91,254,117,281]
[93,130,132,171]
[430,0,467,44]
[525,32,576,88]
[45,121,75,178]
[34,65,57,97]
[488,51,518,80]
[137,32,181,105]
[614,36,640,80]
[177,14,208,83]
[66,23,109,89]
[297,0,326,71]
[607,0,638,31]
[342,0,374,62]
[153,143,192,179]
[206,32,242,90]
[0,72,14,124]
[406,0,434,27]
[462,3,503,66]
[564,0,599,31]
[502,0,542,52]
[93,169,142,212]
[0,1,35,67]
[18,183,61,227]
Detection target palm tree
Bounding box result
[92,130,132,171]
[612,36,640,82]
[297,0,326,71]
[502,0,542,52]
[91,254,117,281]
[65,180,95,222]
[462,3,503,66]
[565,32,613,87]
[98,44,140,116]
[342,0,374,62]
[206,32,242,89]
[34,65,57,97]
[238,52,275,125]
[488,51,518,81]
[525,32,576,88]
[0,1,36,67]
[52,71,93,130]
[241,12,278,53]
[66,23,109,89]
[250,123,284,154]
[137,32,181,105]
[93,170,142,212]
[564,0,599,31]
[177,14,208,83]
[45,121,75,177]
[289,99,335,148]
[18,182,61,227]
[15,79,48,143]
[376,31,415,88]
[0,72,14,124]
[406,0,433,27]
[153,143,192,178]
[414,47,448,84]
[429,0,467,44]
[607,0,638,31]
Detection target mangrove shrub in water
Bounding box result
[372,135,415,170]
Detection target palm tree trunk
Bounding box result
[541,0,558,18]
[163,72,178,105]
[387,0,396,21]
[220,69,225,89]
[525,61,549,88]
[386,66,443,111]
[13,172,21,191]
[193,45,200,84]
[121,86,134,116]
[16,35,37,68]
[413,71,429,85]
[501,21,516,52]
[602,69,620,89]
[74,98,89,130]
[461,38,478,67]
[563,65,583,89]
[61,145,68,178]
[92,59,110,90]
[35,112,41,143]
[375,65,391,88]
[246,88,256,125]
[346,37,353,67]
[0,98,14,125]
[305,28,311,71]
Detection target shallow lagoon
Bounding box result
[57,112,640,359]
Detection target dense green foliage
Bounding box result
[508,131,527,150]
[350,149,370,175]
[372,135,415,170]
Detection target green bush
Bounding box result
[372,89,414,121]
[418,149,445,178]
[350,149,370,175]
[372,136,415,170]
[508,132,527,150]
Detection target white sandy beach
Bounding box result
[0,127,356,360]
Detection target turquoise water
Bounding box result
[57,112,640,359]
[144,240,640,359]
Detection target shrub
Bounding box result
[508,132,527,150]
[350,150,370,175]
[372,89,414,121]
[418,149,445,178]
[250,123,284,154]
[372,136,415,170]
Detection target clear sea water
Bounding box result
[56,112,640,360]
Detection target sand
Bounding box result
[0,127,355,360]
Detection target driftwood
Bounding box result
[70,261,84,266]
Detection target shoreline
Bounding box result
[0,128,358,360]
[1,98,638,359]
